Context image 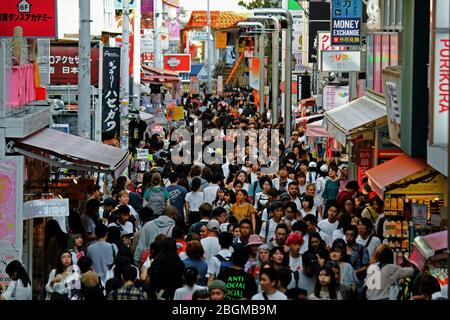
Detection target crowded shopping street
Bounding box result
[0,0,448,304]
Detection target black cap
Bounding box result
[102,198,116,207]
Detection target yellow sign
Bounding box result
[387,168,448,206]
[173,106,185,121]
[216,32,227,49]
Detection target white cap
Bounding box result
[320,164,328,173]
[308,161,317,168]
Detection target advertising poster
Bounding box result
[0,157,23,253]
[323,85,349,111]
[412,202,428,226]
[0,250,21,286]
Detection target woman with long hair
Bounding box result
[45,250,79,300]
[68,233,85,265]
[212,188,227,209]
[230,189,257,232]
[305,232,328,255]
[174,267,207,300]
[44,220,68,282]
[329,239,358,290]
[0,260,32,300]
[308,266,341,300]
[269,247,288,271]
[148,238,185,300]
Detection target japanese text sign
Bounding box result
[163,54,191,73]
[0,0,56,37]
[331,0,361,45]
[102,48,121,135]
[50,45,99,85]
[321,50,361,72]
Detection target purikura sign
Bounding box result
[431,0,449,145]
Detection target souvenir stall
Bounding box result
[366,155,448,255]
[305,119,333,161]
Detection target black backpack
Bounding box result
[216,254,234,275]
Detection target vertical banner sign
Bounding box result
[249,57,260,90]
[431,0,450,145]
[102,48,121,136]
[0,0,57,37]
[141,0,154,29]
[217,75,224,95]
[309,22,331,63]
[216,32,227,49]
[331,0,361,46]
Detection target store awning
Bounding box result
[365,154,428,199]
[323,94,387,145]
[185,11,249,30]
[11,128,129,178]
[306,119,332,138]
[141,65,181,83]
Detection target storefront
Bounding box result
[323,90,387,183]
[1,127,129,298]
[366,154,448,253]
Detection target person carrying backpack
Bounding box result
[207,232,234,284]
[143,173,170,217]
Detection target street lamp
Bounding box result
[237,22,265,114]
[247,15,280,125]
[254,8,293,141]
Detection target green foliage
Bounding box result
[238,0,273,10]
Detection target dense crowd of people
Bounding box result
[0,88,446,301]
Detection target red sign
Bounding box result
[50,46,99,85]
[163,54,191,73]
[280,81,298,94]
[0,0,56,37]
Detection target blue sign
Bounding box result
[331,0,361,45]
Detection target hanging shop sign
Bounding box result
[430,0,450,145]
[383,66,402,148]
[136,148,149,160]
[0,156,24,253]
[163,54,191,73]
[331,0,361,46]
[141,0,154,29]
[191,31,210,41]
[412,202,428,226]
[292,14,303,53]
[321,50,361,72]
[0,0,57,37]
[50,45,100,85]
[141,32,154,53]
[23,198,69,220]
[317,31,347,74]
[309,21,330,63]
[215,32,227,49]
[377,125,403,159]
[160,27,170,50]
[102,47,121,135]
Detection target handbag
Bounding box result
[388,280,400,300]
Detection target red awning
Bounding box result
[365,154,428,199]
[306,119,332,138]
[141,65,180,83]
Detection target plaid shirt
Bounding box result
[109,284,148,300]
